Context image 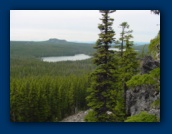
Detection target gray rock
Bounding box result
[126,56,160,119]
[60,110,90,122]
[126,85,160,118]
[141,56,160,74]
[148,109,160,119]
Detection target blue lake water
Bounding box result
[42,48,139,62]
[42,54,91,62]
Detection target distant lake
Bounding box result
[42,54,91,62]
[109,48,126,51]
[109,48,139,52]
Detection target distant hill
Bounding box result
[10,40,95,59]
[10,38,94,46]
[46,38,67,44]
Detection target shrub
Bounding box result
[84,110,97,122]
[151,98,160,109]
[125,111,158,122]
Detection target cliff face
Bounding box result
[126,85,160,118]
[126,56,160,119]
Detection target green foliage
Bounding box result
[86,10,118,122]
[84,110,97,122]
[151,98,160,109]
[125,111,158,122]
[127,67,160,91]
[10,75,89,122]
[115,22,139,120]
[10,58,95,78]
[131,44,149,57]
[116,22,133,57]
[139,44,149,58]
[148,31,160,59]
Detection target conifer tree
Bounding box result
[118,24,139,117]
[86,10,117,122]
[118,22,133,57]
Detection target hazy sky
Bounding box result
[10,10,160,42]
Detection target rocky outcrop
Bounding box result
[126,56,160,119]
[60,110,89,122]
[140,56,160,74]
[126,85,160,118]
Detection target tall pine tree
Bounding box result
[118,23,139,117]
[118,22,133,57]
[86,10,117,122]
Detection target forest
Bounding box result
[10,50,95,121]
[10,10,160,122]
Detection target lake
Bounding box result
[109,48,126,51]
[109,48,139,52]
[42,54,92,62]
[42,48,139,62]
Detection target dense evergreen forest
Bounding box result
[10,43,95,121]
[10,10,159,122]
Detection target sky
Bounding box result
[10,10,160,42]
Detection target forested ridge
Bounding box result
[10,40,95,59]
[10,10,160,122]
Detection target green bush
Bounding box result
[84,110,97,122]
[125,111,158,122]
[148,31,160,59]
[151,98,160,109]
[126,67,160,91]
